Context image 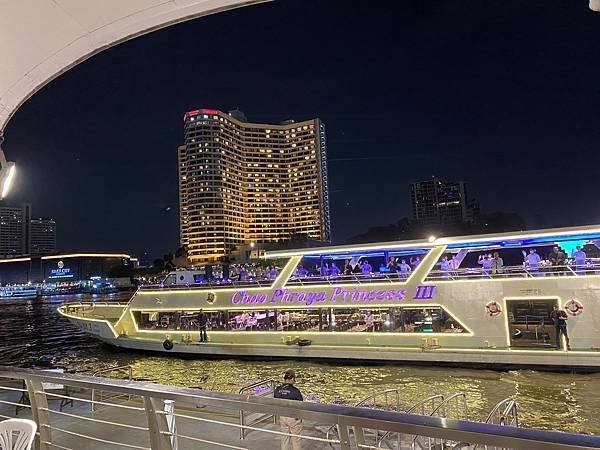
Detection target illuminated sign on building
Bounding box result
[48,260,74,279]
[231,285,437,306]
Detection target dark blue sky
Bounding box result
[3,0,600,259]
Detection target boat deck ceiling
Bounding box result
[264,225,600,259]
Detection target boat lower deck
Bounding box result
[104,336,600,371]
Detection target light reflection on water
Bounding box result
[0,294,598,434]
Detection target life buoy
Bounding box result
[564,299,583,316]
[163,339,174,350]
[485,300,502,317]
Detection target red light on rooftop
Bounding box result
[183,109,220,120]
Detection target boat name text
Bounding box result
[231,285,437,306]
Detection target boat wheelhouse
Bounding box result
[58,225,600,369]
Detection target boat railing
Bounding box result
[0,367,597,450]
[90,365,133,412]
[413,392,469,449]
[326,388,402,445]
[425,262,600,281]
[376,394,445,448]
[238,378,277,440]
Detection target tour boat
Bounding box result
[58,225,600,369]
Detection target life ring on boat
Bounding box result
[297,339,312,347]
[163,339,174,350]
[564,299,583,316]
[485,300,502,317]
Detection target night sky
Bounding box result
[3,0,599,260]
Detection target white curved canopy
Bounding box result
[0,0,265,133]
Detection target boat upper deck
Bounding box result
[138,225,600,291]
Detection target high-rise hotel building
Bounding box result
[179,109,330,263]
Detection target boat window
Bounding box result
[426,243,600,281]
[288,250,429,285]
[132,306,465,334]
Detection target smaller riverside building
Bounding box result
[0,253,132,285]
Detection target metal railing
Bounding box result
[326,389,402,446]
[238,378,276,440]
[91,365,133,411]
[376,394,445,448]
[426,263,600,281]
[1,367,599,450]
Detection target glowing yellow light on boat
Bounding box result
[428,236,436,243]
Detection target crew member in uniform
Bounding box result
[550,305,571,350]
[274,369,304,450]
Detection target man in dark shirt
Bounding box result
[550,305,571,350]
[197,310,208,343]
[274,369,303,450]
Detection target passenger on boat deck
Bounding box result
[478,254,492,276]
[387,256,398,272]
[239,266,249,282]
[573,246,587,273]
[439,257,451,277]
[321,263,330,277]
[360,260,372,275]
[296,266,309,278]
[410,256,421,269]
[398,259,411,278]
[267,266,279,280]
[490,252,504,275]
[523,248,541,273]
[343,259,352,276]
[551,246,566,275]
[448,255,460,275]
[329,262,341,277]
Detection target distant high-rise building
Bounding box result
[411,177,479,226]
[30,218,57,255]
[179,109,330,263]
[0,203,31,257]
[0,204,57,257]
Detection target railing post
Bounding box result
[337,420,352,450]
[143,396,173,450]
[25,377,52,450]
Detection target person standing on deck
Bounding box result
[478,254,492,277]
[197,310,208,343]
[490,252,504,276]
[550,305,571,350]
[523,248,541,275]
[573,246,587,274]
[550,246,566,275]
[398,259,412,279]
[274,369,304,450]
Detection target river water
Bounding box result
[0,294,598,434]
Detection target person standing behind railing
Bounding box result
[551,247,566,276]
[274,369,304,450]
[523,249,541,276]
[398,259,411,279]
[490,252,504,277]
[573,246,587,274]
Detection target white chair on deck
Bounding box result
[0,419,37,450]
